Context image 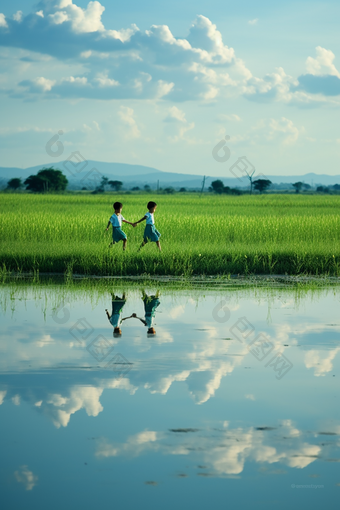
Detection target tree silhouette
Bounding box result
[108,180,123,191]
[293,181,303,193]
[24,168,68,192]
[253,179,272,193]
[164,187,175,194]
[230,188,242,195]
[211,179,224,193]
[7,178,23,190]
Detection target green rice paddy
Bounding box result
[0,194,339,276]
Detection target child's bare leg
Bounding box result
[123,239,127,251]
[156,241,161,252]
[138,239,147,251]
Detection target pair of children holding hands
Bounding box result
[106,201,161,252]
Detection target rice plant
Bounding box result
[0,194,339,276]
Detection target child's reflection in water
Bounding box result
[135,290,161,337]
[105,292,137,337]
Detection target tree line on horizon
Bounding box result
[4,168,340,194]
[5,168,123,193]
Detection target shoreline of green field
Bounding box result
[1,194,339,276]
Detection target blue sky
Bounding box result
[0,0,340,177]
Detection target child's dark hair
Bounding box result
[147,201,157,210]
[113,202,123,210]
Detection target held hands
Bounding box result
[132,222,137,228]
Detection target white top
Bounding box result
[109,214,124,227]
[145,212,154,225]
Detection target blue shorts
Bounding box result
[112,227,127,242]
[144,224,161,242]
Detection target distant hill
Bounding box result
[0,161,340,190]
[0,161,162,180]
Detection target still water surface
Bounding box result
[0,281,339,509]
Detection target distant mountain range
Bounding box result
[1,160,340,190]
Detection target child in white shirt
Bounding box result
[134,201,161,252]
[105,201,135,251]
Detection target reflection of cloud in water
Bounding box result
[35,334,54,348]
[277,298,295,309]
[185,324,248,404]
[132,327,173,349]
[144,370,190,395]
[153,328,174,345]
[1,313,338,426]
[104,377,137,394]
[97,430,159,458]
[12,394,20,405]
[45,386,104,428]
[0,374,139,428]
[1,293,340,427]
[0,324,88,371]
[95,419,327,476]
[168,305,186,320]
[187,364,236,404]
[14,465,38,491]
[305,347,340,376]
[35,378,137,428]
[265,323,340,376]
[274,322,340,346]
[139,323,249,404]
[0,317,251,422]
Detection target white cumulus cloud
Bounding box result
[118,106,141,139]
[305,46,340,78]
[48,0,105,33]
